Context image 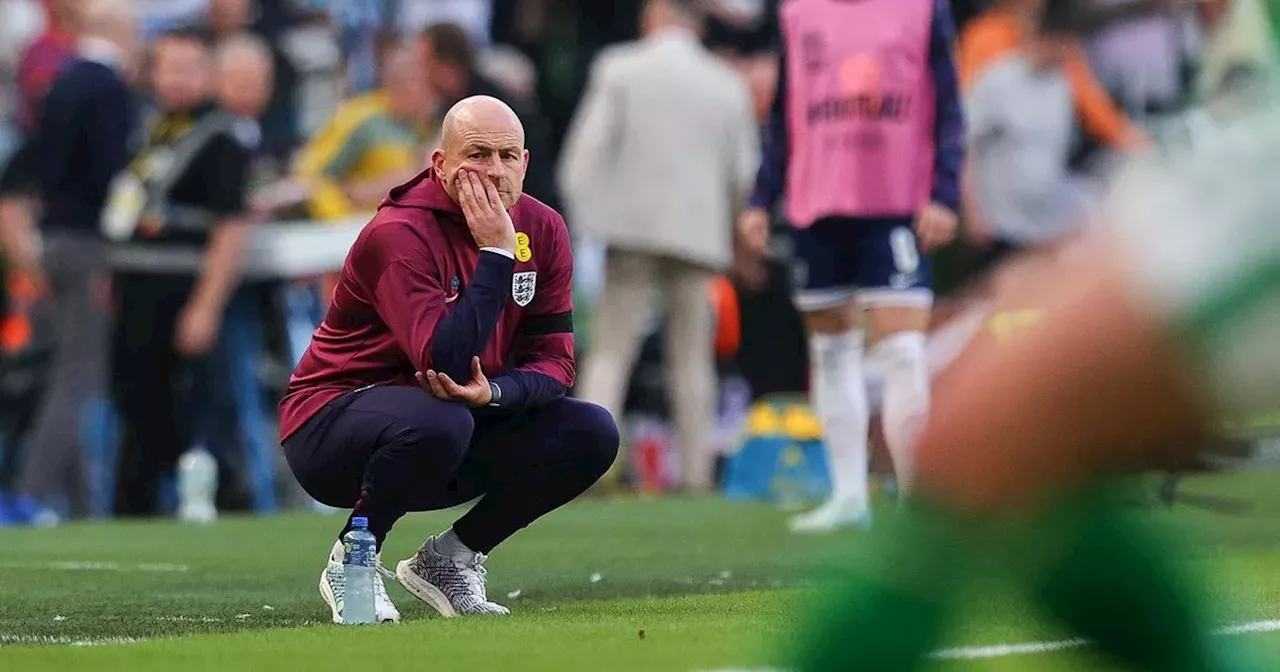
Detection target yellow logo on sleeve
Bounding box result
[515,233,532,263]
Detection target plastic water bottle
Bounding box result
[342,517,377,624]
[177,448,217,524]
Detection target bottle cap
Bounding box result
[351,516,368,528]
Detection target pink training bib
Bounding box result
[781,0,936,227]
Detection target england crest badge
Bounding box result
[512,271,537,307]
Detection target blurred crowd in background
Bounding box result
[0,0,1271,524]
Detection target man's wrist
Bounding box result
[487,381,502,407]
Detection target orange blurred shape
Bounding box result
[0,271,36,352]
[710,275,740,360]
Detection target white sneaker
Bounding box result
[788,498,872,534]
[319,541,401,624]
[395,536,510,617]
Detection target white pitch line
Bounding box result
[932,618,1280,661]
[1216,619,1280,635]
[0,561,189,572]
[702,618,1280,671]
[0,635,145,647]
[931,638,1088,660]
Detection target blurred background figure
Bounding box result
[963,2,1101,267]
[109,27,255,517]
[742,0,965,533]
[207,0,302,163]
[3,0,134,525]
[293,42,437,223]
[562,0,760,492]
[958,0,1145,173]
[0,0,76,521]
[0,0,79,296]
[201,31,278,515]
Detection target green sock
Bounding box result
[794,501,984,672]
[1030,485,1222,671]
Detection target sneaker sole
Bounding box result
[377,605,402,623]
[395,560,457,618]
[319,567,343,624]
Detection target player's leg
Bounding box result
[797,251,1230,671]
[283,385,475,623]
[860,221,934,496]
[395,397,618,616]
[788,218,873,533]
[662,257,718,491]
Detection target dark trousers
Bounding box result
[18,233,109,516]
[112,273,207,516]
[283,386,619,553]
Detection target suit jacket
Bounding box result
[557,29,760,270]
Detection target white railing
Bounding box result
[238,216,368,279]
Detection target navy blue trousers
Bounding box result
[283,386,618,552]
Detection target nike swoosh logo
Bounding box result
[445,293,460,303]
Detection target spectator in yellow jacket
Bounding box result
[293,42,437,221]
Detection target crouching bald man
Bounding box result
[279,95,619,622]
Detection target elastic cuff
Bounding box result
[480,246,515,260]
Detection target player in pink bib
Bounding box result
[740,0,965,532]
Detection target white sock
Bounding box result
[431,528,478,563]
[872,331,930,495]
[809,330,870,512]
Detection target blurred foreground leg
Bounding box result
[796,253,1239,670]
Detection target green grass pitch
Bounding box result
[3,471,1280,671]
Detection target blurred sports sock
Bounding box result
[1031,485,1227,671]
[431,527,479,564]
[810,329,870,509]
[871,331,930,493]
[795,499,981,671]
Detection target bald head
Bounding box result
[432,96,529,210]
[440,96,525,150]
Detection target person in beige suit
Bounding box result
[558,0,760,491]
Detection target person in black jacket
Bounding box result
[419,22,560,212]
[110,27,256,517]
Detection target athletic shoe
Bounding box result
[788,498,872,534]
[395,536,510,616]
[319,540,401,624]
[2,494,60,527]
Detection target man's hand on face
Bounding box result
[416,356,494,407]
[456,169,517,254]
